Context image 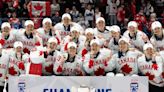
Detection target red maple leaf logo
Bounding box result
[35,41,41,46]
[82,49,88,57]
[18,62,25,70]
[23,48,30,54]
[152,63,158,70]
[45,64,53,73]
[0,39,5,45]
[89,59,94,68]
[94,67,105,76]
[121,64,132,74]
[34,3,43,11]
[57,66,62,73]
[145,72,155,80]
[9,67,17,75]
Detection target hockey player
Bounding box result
[123,21,149,51]
[16,20,43,54]
[94,17,111,46]
[42,37,61,76]
[61,26,86,53]
[83,39,113,76]
[138,43,164,92]
[0,44,9,92]
[150,21,164,51]
[8,41,29,77]
[54,13,84,38]
[110,37,142,76]
[158,50,164,88]
[105,25,121,54]
[54,42,85,76]
[0,22,17,48]
[80,28,97,57]
[37,18,61,47]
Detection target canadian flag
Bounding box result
[28,1,51,17]
[13,0,19,8]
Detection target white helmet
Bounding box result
[151,21,162,30]
[1,22,11,29]
[128,21,138,28]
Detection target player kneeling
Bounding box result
[138,43,164,92]
[83,39,113,76]
[110,37,142,76]
[8,41,29,77]
[54,42,85,76]
[42,37,61,76]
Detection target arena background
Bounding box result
[0,0,163,30]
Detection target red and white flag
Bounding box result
[13,0,19,8]
[28,1,51,17]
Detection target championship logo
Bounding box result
[130,82,138,92]
[18,82,26,92]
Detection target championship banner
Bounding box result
[28,1,51,17]
[9,76,148,92]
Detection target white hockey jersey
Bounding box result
[110,49,142,76]
[53,53,84,76]
[107,37,120,54]
[94,26,112,46]
[80,40,92,57]
[36,28,61,47]
[83,48,113,76]
[80,36,100,57]
[150,30,164,51]
[158,51,164,81]
[0,51,9,86]
[54,22,84,38]
[42,49,61,75]
[8,50,29,76]
[16,29,43,54]
[138,54,164,87]
[0,29,17,48]
[123,30,149,51]
[60,35,86,53]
